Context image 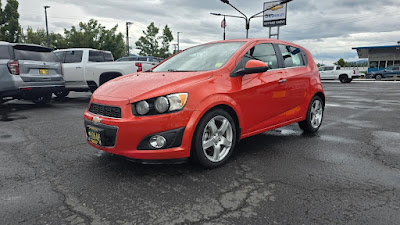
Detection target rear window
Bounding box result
[64,50,83,63]
[14,48,59,62]
[104,53,114,62]
[89,51,114,62]
[0,46,10,59]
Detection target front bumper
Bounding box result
[84,106,195,160]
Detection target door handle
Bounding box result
[278,79,287,83]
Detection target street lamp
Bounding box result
[177,32,182,52]
[126,22,133,56]
[217,0,293,38]
[44,6,50,47]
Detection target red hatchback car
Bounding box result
[84,39,325,168]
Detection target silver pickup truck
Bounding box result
[0,42,65,104]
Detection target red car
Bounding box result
[84,39,325,168]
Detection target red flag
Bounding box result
[221,18,226,28]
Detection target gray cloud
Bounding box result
[14,0,400,64]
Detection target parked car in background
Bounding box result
[53,48,140,98]
[84,39,325,168]
[116,55,162,72]
[371,66,400,80]
[0,42,65,104]
[319,65,362,83]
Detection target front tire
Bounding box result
[191,109,237,168]
[32,93,52,105]
[299,96,324,133]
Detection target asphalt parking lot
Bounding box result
[1,81,400,224]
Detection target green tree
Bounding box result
[336,58,346,67]
[63,19,125,59]
[158,25,174,58]
[1,0,21,43]
[135,22,174,58]
[22,26,67,49]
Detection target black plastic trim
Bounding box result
[137,127,185,150]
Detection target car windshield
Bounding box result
[153,42,245,72]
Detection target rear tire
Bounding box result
[32,93,52,105]
[54,89,70,98]
[345,78,353,83]
[299,96,324,133]
[191,109,237,168]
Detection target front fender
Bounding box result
[183,94,244,143]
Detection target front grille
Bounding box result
[88,103,122,118]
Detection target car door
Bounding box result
[277,44,309,121]
[61,50,85,88]
[230,42,287,134]
[391,66,400,79]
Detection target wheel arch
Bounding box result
[99,72,123,86]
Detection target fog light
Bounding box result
[149,135,167,149]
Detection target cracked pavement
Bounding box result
[1,81,400,224]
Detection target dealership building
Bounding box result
[352,43,400,73]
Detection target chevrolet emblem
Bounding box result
[92,116,102,124]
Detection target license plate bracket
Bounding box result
[86,125,104,146]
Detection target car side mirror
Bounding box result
[231,60,269,77]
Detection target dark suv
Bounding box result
[371,66,400,80]
[0,42,65,104]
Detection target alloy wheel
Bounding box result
[202,115,233,163]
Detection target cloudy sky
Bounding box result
[7,0,400,64]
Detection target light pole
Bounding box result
[177,32,182,52]
[217,0,292,38]
[126,22,133,56]
[44,6,50,47]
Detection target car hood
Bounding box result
[93,71,213,103]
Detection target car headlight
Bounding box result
[136,101,150,115]
[132,93,188,116]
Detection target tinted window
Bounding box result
[64,50,83,63]
[336,67,341,70]
[104,53,114,62]
[279,45,305,68]
[14,49,60,62]
[0,46,10,59]
[392,66,399,70]
[240,43,278,69]
[379,61,386,68]
[89,51,104,62]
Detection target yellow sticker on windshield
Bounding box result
[215,62,223,68]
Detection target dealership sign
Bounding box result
[263,1,288,27]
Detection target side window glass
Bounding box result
[89,51,104,62]
[64,51,83,63]
[279,45,305,68]
[337,67,341,70]
[240,43,278,69]
[393,66,399,70]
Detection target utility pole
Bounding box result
[126,22,133,56]
[177,32,182,52]
[44,6,50,47]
